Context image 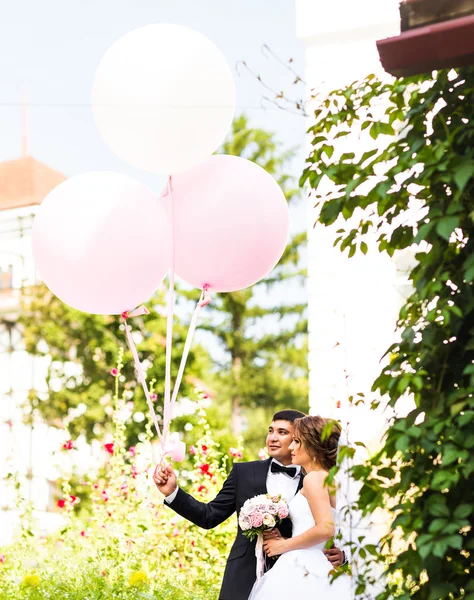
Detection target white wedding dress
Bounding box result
[248,492,352,599]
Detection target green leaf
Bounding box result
[442,445,460,465]
[414,221,435,243]
[454,504,472,519]
[428,501,449,518]
[378,122,395,136]
[465,265,474,282]
[428,517,448,534]
[454,160,474,192]
[311,135,327,146]
[395,435,410,453]
[436,216,460,241]
[320,198,342,225]
[360,149,378,164]
[444,534,463,550]
[322,145,334,159]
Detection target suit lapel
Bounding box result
[253,458,272,495]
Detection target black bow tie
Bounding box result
[270,462,297,478]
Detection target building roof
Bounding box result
[0,156,66,211]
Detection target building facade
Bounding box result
[0,154,67,543]
[295,0,412,443]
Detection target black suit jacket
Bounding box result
[166,458,303,600]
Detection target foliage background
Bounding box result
[0,379,239,599]
[302,66,474,599]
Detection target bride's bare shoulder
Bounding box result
[302,470,329,490]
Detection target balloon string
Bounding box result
[162,176,175,450]
[167,286,211,427]
[122,307,162,442]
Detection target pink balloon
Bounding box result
[32,171,171,315]
[161,155,289,292]
[165,434,186,462]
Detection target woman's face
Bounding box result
[288,431,311,467]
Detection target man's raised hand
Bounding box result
[153,464,178,497]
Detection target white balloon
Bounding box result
[92,24,236,175]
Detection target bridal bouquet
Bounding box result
[239,493,289,541]
[239,494,289,579]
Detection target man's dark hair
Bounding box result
[272,409,306,423]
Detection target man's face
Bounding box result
[266,420,294,465]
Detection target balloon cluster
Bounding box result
[32,24,290,312]
[31,24,291,460]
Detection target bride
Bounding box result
[248,416,352,599]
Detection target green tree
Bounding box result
[20,286,212,445]
[302,68,474,598]
[195,114,309,439]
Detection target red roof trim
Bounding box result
[377,14,474,77]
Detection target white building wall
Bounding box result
[295,0,408,445]
[0,206,64,543]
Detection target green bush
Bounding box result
[0,360,241,599]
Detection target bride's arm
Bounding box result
[263,471,335,556]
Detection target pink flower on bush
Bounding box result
[104,443,114,455]
[258,448,268,460]
[0,554,5,563]
[62,440,73,450]
[80,530,87,537]
[173,528,179,537]
[250,512,263,528]
[110,368,118,377]
[189,445,196,455]
[150,393,158,401]
[128,446,136,457]
[230,447,242,459]
[101,490,109,503]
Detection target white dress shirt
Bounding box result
[266,459,301,502]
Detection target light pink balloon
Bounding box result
[165,434,186,462]
[32,171,171,315]
[161,155,289,292]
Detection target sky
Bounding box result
[0,0,307,196]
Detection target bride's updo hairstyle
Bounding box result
[294,416,341,471]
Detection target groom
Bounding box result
[153,409,344,600]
